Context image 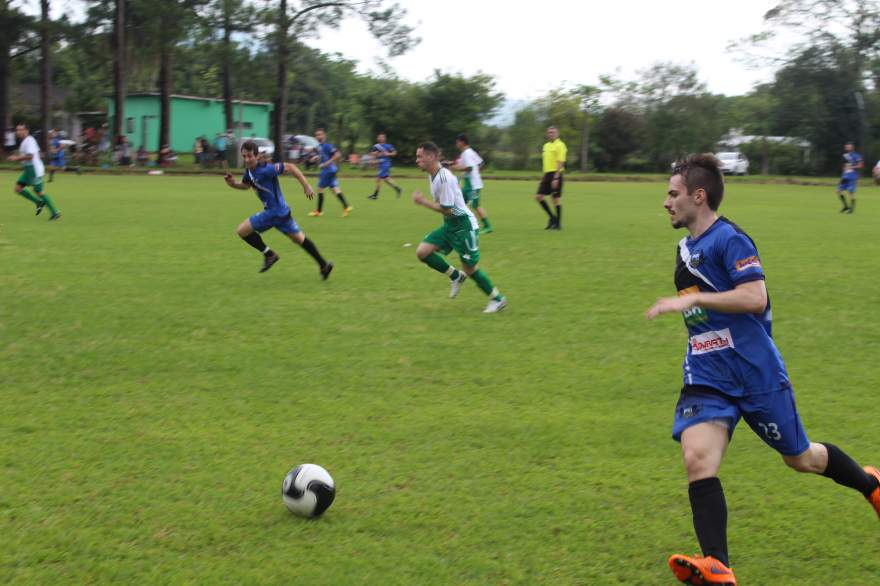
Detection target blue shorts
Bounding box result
[672,386,810,456]
[249,210,301,235]
[377,167,391,179]
[51,158,65,168]
[318,172,338,189]
[838,176,858,193]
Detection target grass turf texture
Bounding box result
[2,173,879,584]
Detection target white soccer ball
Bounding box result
[281,464,336,518]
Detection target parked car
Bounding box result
[250,137,275,158]
[286,134,319,166]
[716,151,749,175]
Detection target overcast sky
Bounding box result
[302,0,780,100]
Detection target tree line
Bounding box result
[3,0,880,173]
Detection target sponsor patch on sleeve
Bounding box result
[735,255,761,272]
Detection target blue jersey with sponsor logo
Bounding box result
[843,151,862,178]
[318,142,338,174]
[674,217,789,396]
[242,162,290,216]
[373,143,394,172]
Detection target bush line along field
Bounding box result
[2,173,879,584]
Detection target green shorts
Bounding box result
[17,166,43,192]
[423,224,481,266]
[462,177,481,207]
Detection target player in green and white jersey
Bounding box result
[9,123,61,220]
[412,141,506,313]
[452,133,492,234]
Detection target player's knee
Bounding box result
[534,194,543,202]
[782,451,821,473]
[682,445,717,476]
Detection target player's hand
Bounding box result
[551,179,560,190]
[304,185,315,199]
[645,295,696,320]
[224,173,235,186]
[412,190,426,205]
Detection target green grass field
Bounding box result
[2,172,879,584]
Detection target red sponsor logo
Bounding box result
[689,328,735,355]
[735,255,761,272]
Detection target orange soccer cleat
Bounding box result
[668,554,736,585]
[864,466,880,518]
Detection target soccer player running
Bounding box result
[646,154,879,585]
[9,123,61,220]
[837,141,863,214]
[308,128,352,217]
[534,126,566,230]
[451,133,492,234]
[366,132,402,200]
[47,129,65,182]
[224,140,333,279]
[412,142,506,313]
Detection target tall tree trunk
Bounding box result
[0,41,8,129]
[112,0,125,140]
[222,1,233,133]
[40,0,50,153]
[273,0,288,162]
[580,110,589,172]
[158,43,171,151]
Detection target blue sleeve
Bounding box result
[855,153,863,165]
[257,163,283,180]
[722,233,765,285]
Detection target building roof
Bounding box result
[124,93,272,107]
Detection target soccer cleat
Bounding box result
[260,251,280,273]
[483,296,508,313]
[449,271,467,299]
[49,213,61,221]
[35,201,45,216]
[840,205,850,213]
[544,218,557,230]
[343,206,353,217]
[320,262,334,281]
[367,193,378,200]
[845,207,854,214]
[864,466,880,518]
[308,210,323,217]
[668,554,736,585]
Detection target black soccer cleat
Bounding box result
[35,201,46,216]
[545,218,558,230]
[320,262,334,281]
[49,213,61,221]
[260,251,280,273]
[367,193,378,200]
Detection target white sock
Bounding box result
[445,266,458,278]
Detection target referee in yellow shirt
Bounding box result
[534,126,566,230]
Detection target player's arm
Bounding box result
[412,190,454,216]
[282,162,315,199]
[322,150,341,168]
[645,280,767,320]
[224,174,250,190]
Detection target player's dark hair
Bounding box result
[671,153,725,210]
[241,140,259,155]
[456,133,469,145]
[315,127,325,133]
[15,122,27,129]
[418,142,440,156]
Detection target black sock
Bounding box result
[538,199,555,219]
[317,193,325,213]
[820,442,878,497]
[242,232,269,254]
[300,237,327,268]
[839,194,849,208]
[337,192,349,208]
[689,477,729,567]
[555,204,562,226]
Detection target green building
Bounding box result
[107,93,273,153]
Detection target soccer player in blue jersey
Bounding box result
[366,132,402,200]
[224,140,333,279]
[646,154,879,585]
[308,128,352,217]
[837,141,863,214]
[47,129,65,182]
